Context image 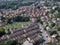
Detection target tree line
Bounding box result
[0,1,34,10]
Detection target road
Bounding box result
[38,23,51,44]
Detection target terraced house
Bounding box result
[0,23,44,45]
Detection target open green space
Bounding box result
[3,22,30,30]
[0,22,30,36]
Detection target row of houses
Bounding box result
[0,3,48,18]
[0,23,44,45]
[0,3,50,25]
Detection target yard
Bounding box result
[3,22,31,30]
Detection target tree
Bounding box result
[13,16,30,22]
[5,40,21,45]
[37,18,43,24]
[55,12,60,18]
[0,1,33,9]
[0,27,6,37]
[51,23,55,27]
[49,31,57,35]
[57,26,60,31]
[0,42,5,45]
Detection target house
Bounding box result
[0,23,44,45]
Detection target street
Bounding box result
[38,23,51,44]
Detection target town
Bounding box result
[0,0,60,45]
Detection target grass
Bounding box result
[47,42,52,45]
[2,22,30,30]
[54,12,60,18]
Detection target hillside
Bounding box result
[0,0,35,2]
[0,0,34,9]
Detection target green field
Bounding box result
[2,22,31,30]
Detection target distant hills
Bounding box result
[0,0,35,2]
[0,0,34,9]
[0,0,60,2]
[54,0,60,1]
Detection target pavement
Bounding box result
[22,40,33,45]
[38,23,51,44]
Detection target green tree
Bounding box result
[5,40,21,45]
[55,12,60,18]
[49,31,57,35]
[57,26,60,31]
[0,27,5,37]
[37,18,43,24]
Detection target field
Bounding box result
[2,22,31,30]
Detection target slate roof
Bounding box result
[0,23,44,44]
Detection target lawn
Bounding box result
[2,22,31,30]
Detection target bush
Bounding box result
[51,23,55,27]
[0,27,6,37]
[57,26,60,31]
[55,12,60,18]
[49,31,57,35]
[13,16,30,22]
[37,18,43,24]
[5,40,21,45]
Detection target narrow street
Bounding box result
[38,23,51,44]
